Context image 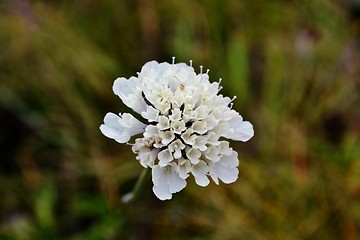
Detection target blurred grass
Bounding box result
[0,0,360,239]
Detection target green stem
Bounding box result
[122,168,150,203]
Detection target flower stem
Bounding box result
[121,168,150,203]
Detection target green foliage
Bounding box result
[0,0,359,239]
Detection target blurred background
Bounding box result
[0,0,360,239]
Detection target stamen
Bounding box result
[206,69,209,74]
[189,60,193,67]
[172,56,176,64]
[200,65,203,74]
[217,79,223,92]
[228,96,237,107]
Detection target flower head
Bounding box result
[100,58,254,200]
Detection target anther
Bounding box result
[206,69,210,74]
[172,56,176,64]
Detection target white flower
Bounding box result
[100,58,254,200]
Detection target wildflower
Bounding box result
[100,58,254,200]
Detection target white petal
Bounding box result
[172,92,186,108]
[192,160,209,176]
[204,114,219,131]
[152,165,162,185]
[100,112,147,143]
[222,109,239,121]
[204,146,220,162]
[156,62,172,75]
[143,125,158,138]
[140,60,159,73]
[194,173,210,187]
[167,163,187,193]
[141,106,160,122]
[137,148,159,168]
[177,159,191,179]
[221,150,239,167]
[168,140,185,159]
[219,141,233,155]
[153,184,172,200]
[215,165,238,184]
[192,161,210,187]
[99,113,130,143]
[159,130,175,145]
[119,113,147,135]
[209,167,219,185]
[209,151,239,184]
[153,136,165,148]
[192,120,207,134]
[103,112,121,127]
[206,132,220,146]
[158,149,173,167]
[171,120,186,134]
[169,108,182,121]
[194,105,209,119]
[100,124,130,143]
[157,116,170,130]
[168,139,185,154]
[222,114,254,142]
[192,136,207,151]
[185,147,201,164]
[173,150,182,159]
[181,129,196,145]
[185,95,197,108]
[182,105,195,122]
[151,164,186,200]
[113,77,147,114]
[234,121,254,142]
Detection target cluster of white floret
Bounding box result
[100,58,254,200]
